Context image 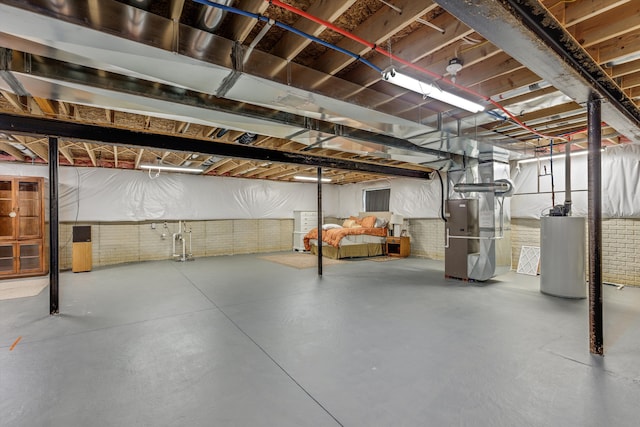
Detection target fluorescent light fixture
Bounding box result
[382,69,485,113]
[517,148,604,164]
[293,175,331,183]
[140,163,204,173]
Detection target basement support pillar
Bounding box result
[49,136,59,315]
[587,95,603,355]
[317,167,322,276]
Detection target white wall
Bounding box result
[0,163,340,221]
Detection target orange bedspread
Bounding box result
[304,227,387,250]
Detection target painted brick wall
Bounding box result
[58,219,294,270]
[601,219,640,286]
[512,218,640,287]
[511,218,541,272]
[407,218,445,260]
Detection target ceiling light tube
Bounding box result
[382,69,485,113]
[293,175,331,182]
[517,148,604,164]
[140,164,204,173]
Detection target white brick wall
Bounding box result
[512,218,640,287]
[407,219,445,260]
[57,219,295,270]
[54,217,638,287]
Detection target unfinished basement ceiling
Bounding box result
[0,0,639,183]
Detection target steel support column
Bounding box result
[587,95,603,355]
[565,142,572,215]
[317,167,322,276]
[49,136,59,315]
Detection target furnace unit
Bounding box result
[445,199,479,280]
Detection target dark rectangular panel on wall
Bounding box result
[72,226,91,243]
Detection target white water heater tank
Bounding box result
[540,216,586,298]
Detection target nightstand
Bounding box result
[386,236,410,257]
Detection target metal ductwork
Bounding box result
[445,148,512,281]
[0,0,512,170]
[198,0,234,32]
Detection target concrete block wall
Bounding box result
[407,218,445,260]
[511,218,541,272]
[511,218,640,287]
[601,218,640,286]
[58,219,294,270]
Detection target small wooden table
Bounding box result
[386,236,410,257]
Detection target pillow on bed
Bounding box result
[342,219,356,228]
[374,217,389,228]
[349,215,363,225]
[322,223,342,230]
[360,215,377,228]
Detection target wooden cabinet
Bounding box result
[72,242,92,273]
[0,177,45,278]
[386,236,410,258]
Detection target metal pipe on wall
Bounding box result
[588,95,603,355]
[565,142,572,215]
[49,136,59,315]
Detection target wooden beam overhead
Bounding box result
[59,144,74,165]
[228,0,269,43]
[135,148,144,169]
[1,91,27,112]
[84,143,97,166]
[23,138,48,162]
[0,141,25,161]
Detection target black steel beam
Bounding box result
[434,0,640,143]
[49,136,59,315]
[587,95,603,355]
[317,167,322,276]
[501,0,640,127]
[0,112,432,179]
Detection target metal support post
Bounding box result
[587,95,603,355]
[49,136,59,315]
[317,167,322,276]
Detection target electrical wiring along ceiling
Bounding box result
[0,0,638,183]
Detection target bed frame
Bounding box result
[309,211,392,259]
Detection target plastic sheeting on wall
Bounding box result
[0,163,339,221]
[511,144,640,218]
[336,177,442,218]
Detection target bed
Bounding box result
[303,212,392,259]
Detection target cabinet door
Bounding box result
[18,242,43,274]
[17,179,43,239]
[0,243,17,275]
[0,179,16,240]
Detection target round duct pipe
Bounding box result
[199,0,234,31]
[453,179,514,196]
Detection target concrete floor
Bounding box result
[1,254,640,426]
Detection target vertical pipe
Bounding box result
[549,139,555,207]
[49,136,59,315]
[317,167,322,276]
[587,95,603,355]
[565,142,572,215]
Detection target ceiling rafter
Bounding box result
[0,141,25,161]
